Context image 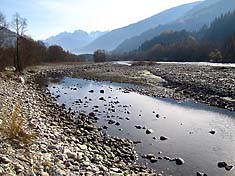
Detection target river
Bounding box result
[113,61,235,68]
[43,76,235,176]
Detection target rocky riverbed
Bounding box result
[0,67,157,175]
[45,62,234,111]
[0,61,234,175]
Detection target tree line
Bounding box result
[112,11,235,63]
[0,12,83,72]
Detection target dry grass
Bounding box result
[0,103,37,146]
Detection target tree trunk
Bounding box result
[16,35,21,72]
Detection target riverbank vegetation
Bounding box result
[0,12,83,72]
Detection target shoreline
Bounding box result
[34,62,235,111]
[0,61,234,175]
[0,65,157,175]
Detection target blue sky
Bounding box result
[0,0,200,40]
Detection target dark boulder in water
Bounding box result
[174,158,184,165]
[209,130,216,134]
[89,112,96,117]
[99,97,105,101]
[225,165,234,171]
[146,129,153,134]
[150,157,158,163]
[135,125,142,129]
[218,162,227,168]
[197,172,208,176]
[160,136,168,141]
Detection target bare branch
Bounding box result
[0,12,7,30]
[10,13,28,72]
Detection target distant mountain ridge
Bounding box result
[74,2,200,54]
[114,0,235,53]
[0,27,16,47]
[44,30,107,53]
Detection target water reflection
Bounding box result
[44,77,235,176]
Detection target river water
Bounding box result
[113,61,235,68]
[43,76,235,176]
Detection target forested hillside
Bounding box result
[114,0,235,53]
[116,11,235,63]
[75,2,199,54]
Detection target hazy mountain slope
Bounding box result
[44,30,107,52]
[114,0,235,53]
[76,2,200,54]
[0,27,16,47]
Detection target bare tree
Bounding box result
[0,12,7,30]
[11,13,27,72]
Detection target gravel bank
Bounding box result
[0,67,157,175]
[46,62,234,111]
[1,62,233,175]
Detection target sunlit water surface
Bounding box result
[42,77,235,176]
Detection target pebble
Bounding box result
[0,156,11,164]
[146,129,153,134]
[77,144,87,150]
[209,130,216,134]
[174,158,185,165]
[64,149,77,160]
[160,136,168,141]
[196,172,208,176]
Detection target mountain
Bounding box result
[75,2,200,54]
[114,0,235,53]
[0,27,16,47]
[44,30,107,53]
[124,10,235,63]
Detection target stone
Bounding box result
[48,145,58,150]
[19,76,25,84]
[0,156,11,164]
[146,154,155,159]
[225,165,234,171]
[50,167,66,176]
[160,136,168,141]
[150,157,158,163]
[209,130,216,134]
[164,156,171,161]
[115,122,120,126]
[100,90,105,93]
[146,129,153,134]
[108,119,115,124]
[110,167,122,173]
[99,97,105,101]
[55,154,65,161]
[77,144,87,150]
[41,172,50,176]
[77,152,84,160]
[174,158,184,165]
[89,112,96,117]
[64,149,77,160]
[197,172,208,176]
[135,125,142,129]
[218,161,227,168]
[14,163,24,174]
[64,160,72,167]
[89,90,94,93]
[103,126,108,129]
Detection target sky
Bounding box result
[0,0,200,40]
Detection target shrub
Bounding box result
[0,103,37,146]
[94,49,106,62]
